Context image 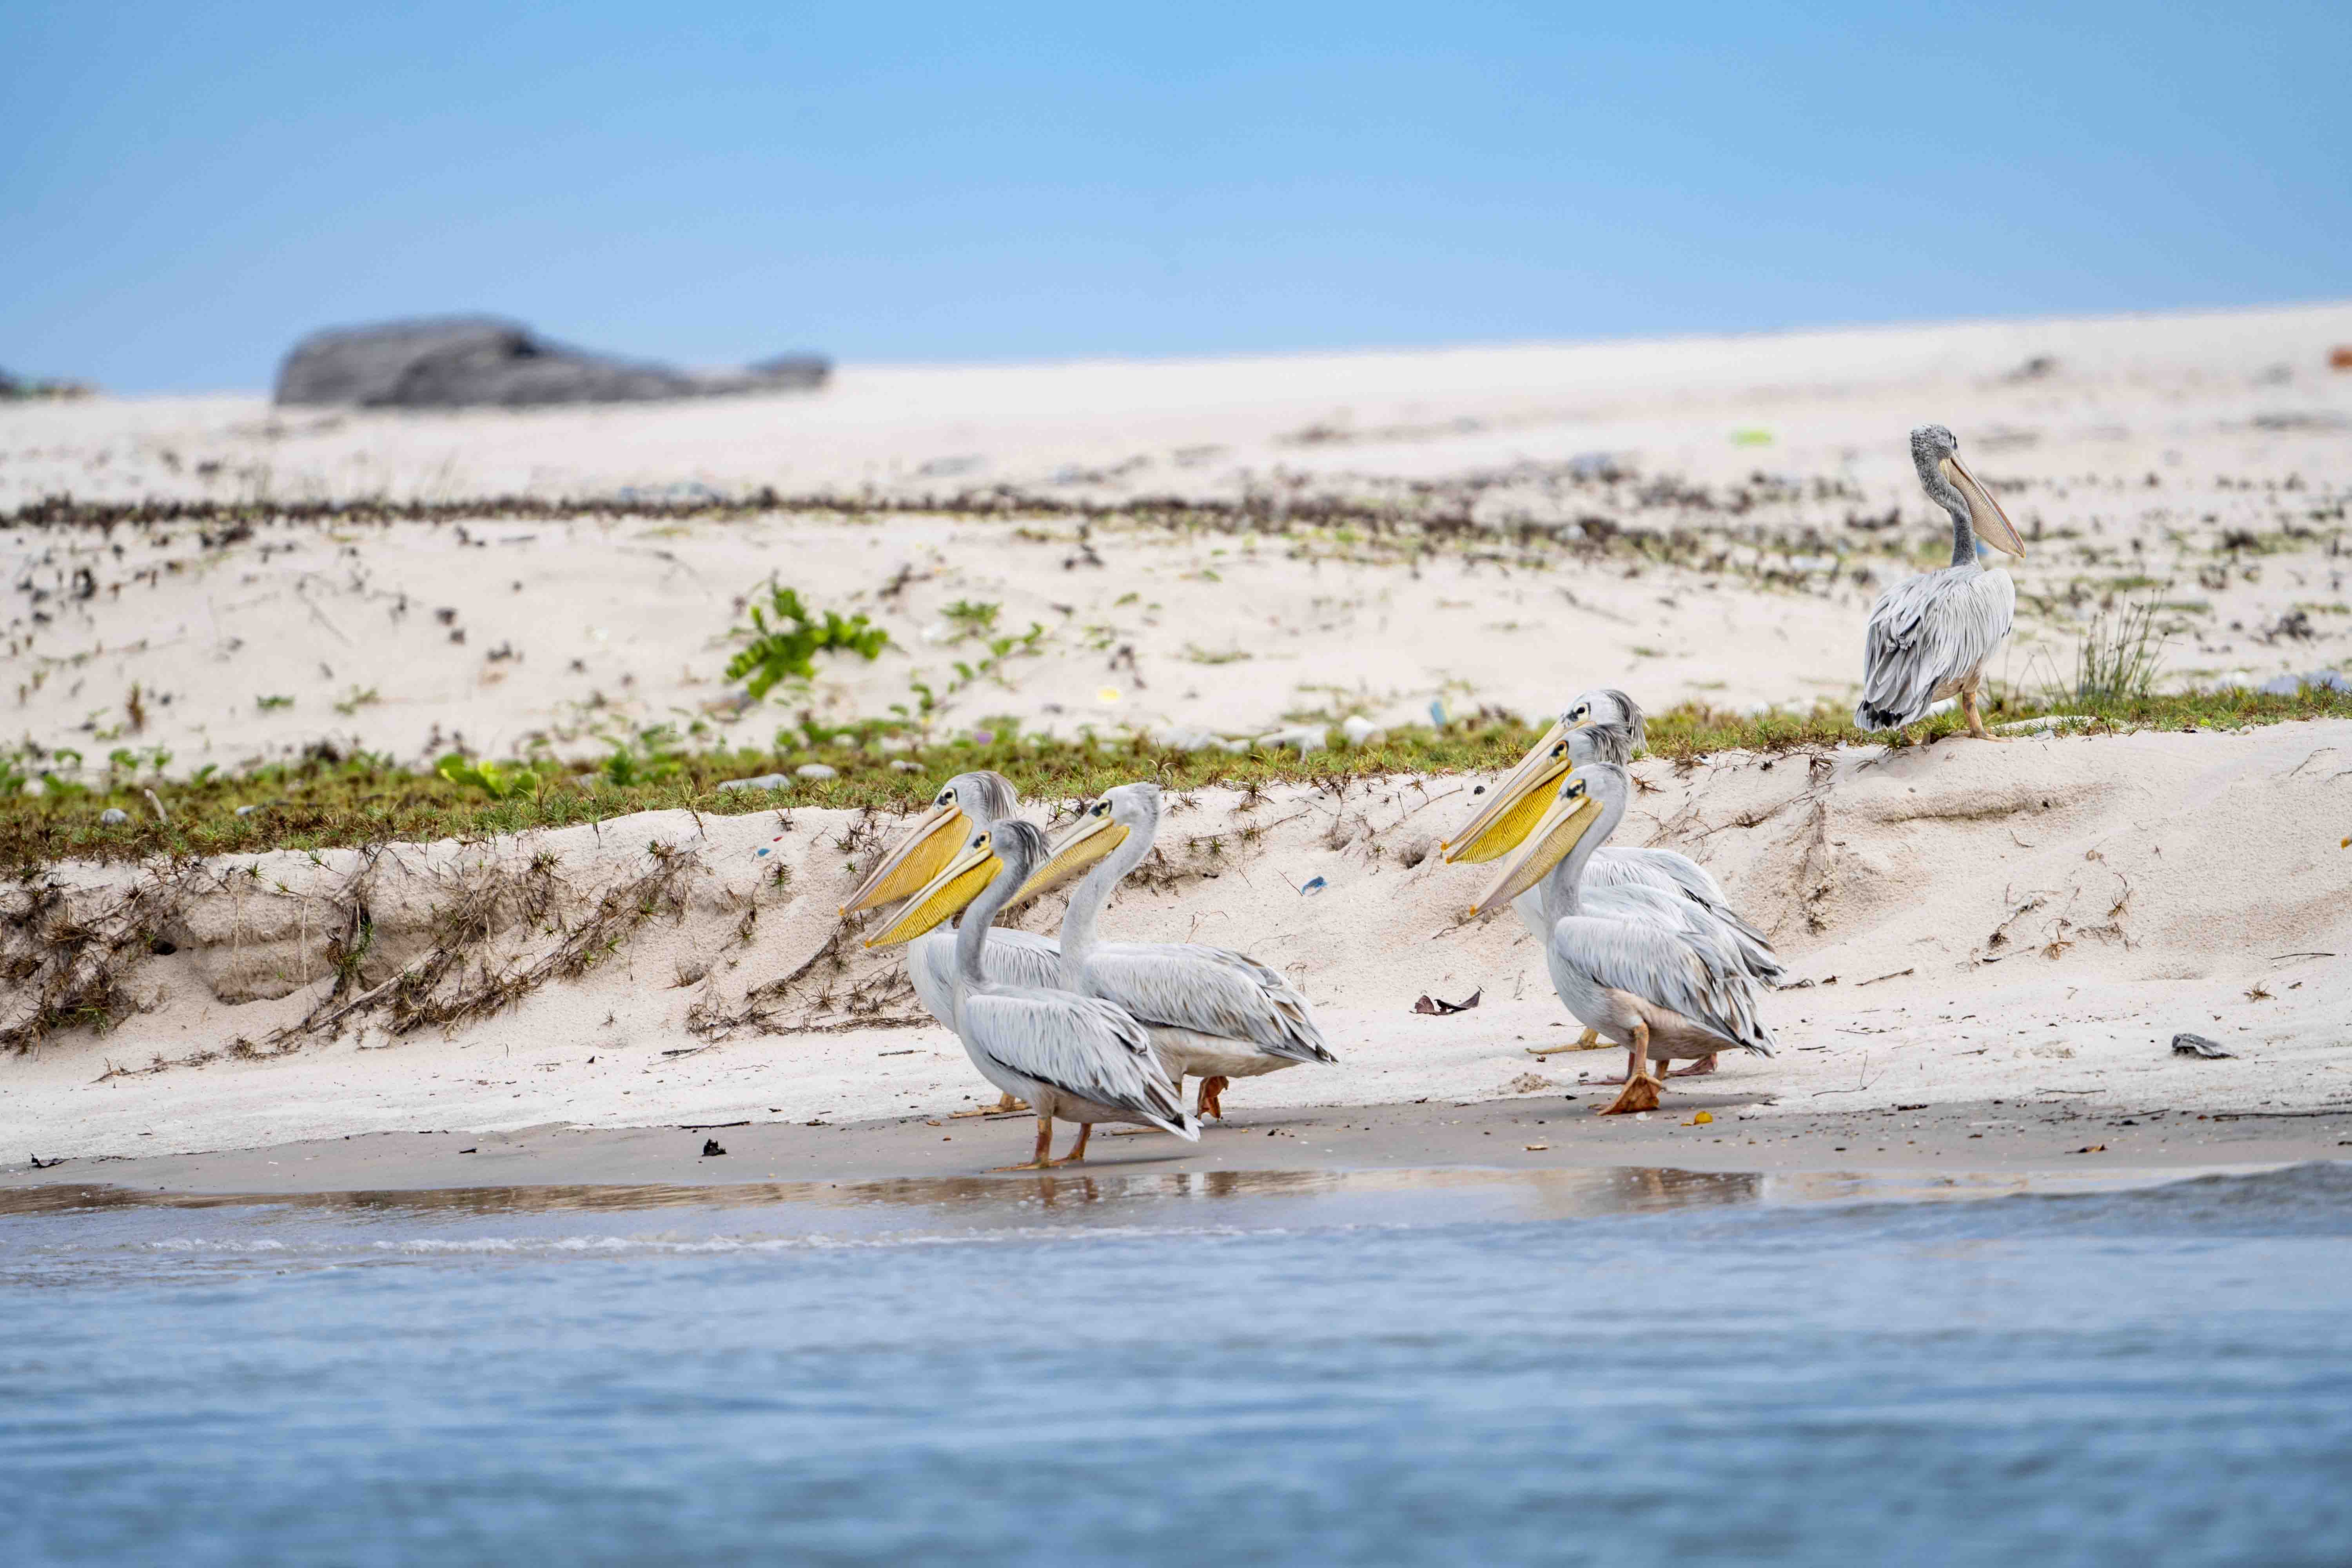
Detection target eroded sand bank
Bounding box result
[6,719,2347,1170]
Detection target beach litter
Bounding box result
[1413,988,1481,1015]
[2172,1033,2238,1059]
[1256,724,1328,756]
[700,1138,727,1157]
[1686,1111,1714,1126]
[1298,876,1328,896]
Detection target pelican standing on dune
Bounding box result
[1013,782,1336,1119]
[1441,690,1782,1063]
[1855,425,2027,740]
[866,820,1198,1169]
[840,770,1055,1114]
[1467,763,1774,1115]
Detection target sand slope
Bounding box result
[7,721,2347,1161]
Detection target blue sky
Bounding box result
[5,1,2347,392]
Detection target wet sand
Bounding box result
[7,1092,2345,1205]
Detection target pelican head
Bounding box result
[1465,763,1627,918]
[1439,689,1644,866]
[862,818,1047,948]
[1911,424,2024,558]
[838,769,1020,916]
[1011,781,1160,905]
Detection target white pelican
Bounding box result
[866,819,1197,1168]
[1011,782,1335,1118]
[1467,763,1774,1115]
[1441,690,1782,1062]
[1855,425,2026,739]
[840,770,1056,1114]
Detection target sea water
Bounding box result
[3,1162,2348,1566]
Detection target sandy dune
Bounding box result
[7,302,2351,771]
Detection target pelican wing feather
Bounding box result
[1553,906,1775,1056]
[1856,565,2016,730]
[962,990,1196,1135]
[1083,943,1336,1063]
[1579,851,1786,985]
[910,927,1060,1028]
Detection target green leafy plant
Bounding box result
[334,686,381,716]
[941,599,1002,640]
[256,694,294,711]
[436,753,540,800]
[600,725,685,788]
[726,581,891,701]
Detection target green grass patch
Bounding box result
[7,689,2350,872]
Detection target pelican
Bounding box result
[866,819,1197,1168]
[1468,762,1774,1115]
[840,770,1056,1114]
[1854,425,2026,739]
[1010,782,1335,1119]
[1441,690,1782,1062]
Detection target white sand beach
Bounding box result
[7,301,2351,769]
[6,302,2351,1173]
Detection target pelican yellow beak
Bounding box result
[1440,718,1581,864]
[1466,784,1604,918]
[863,832,1002,948]
[1943,453,2025,558]
[1009,813,1129,906]
[839,799,966,916]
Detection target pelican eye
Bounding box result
[1093,802,1110,817]
[1550,743,1568,759]
[1568,704,1588,721]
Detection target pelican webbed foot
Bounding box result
[1195,1076,1229,1120]
[1960,685,2008,742]
[1527,1028,1606,1057]
[1596,1022,1661,1114]
[1666,1054,1719,1078]
[1047,1124,1092,1166]
[1597,1074,1662,1115]
[990,1114,1058,1170]
[952,1093,1029,1118]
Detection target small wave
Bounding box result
[350,1219,1376,1258]
[140,1238,289,1253]
[1659,1160,2352,1248]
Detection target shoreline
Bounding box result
[7,1093,2346,1205]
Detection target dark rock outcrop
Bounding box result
[273,316,830,408]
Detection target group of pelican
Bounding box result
[840,774,1335,1168]
[833,425,2022,1161]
